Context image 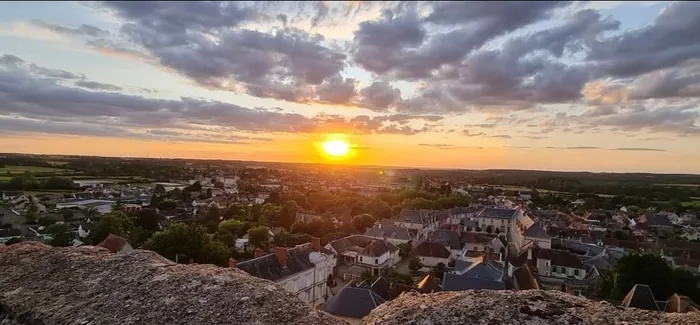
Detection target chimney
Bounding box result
[311,236,321,252]
[254,248,265,258]
[273,246,288,267]
[228,257,237,268]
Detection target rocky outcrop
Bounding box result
[360,290,700,325]
[3,243,700,325]
[0,242,345,325]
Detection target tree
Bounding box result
[259,203,280,225]
[352,213,376,233]
[46,223,75,247]
[201,206,221,232]
[397,243,412,259]
[224,203,246,220]
[434,262,446,281]
[145,223,229,266]
[154,184,166,195]
[111,199,125,212]
[278,200,299,230]
[218,219,246,238]
[306,217,324,235]
[90,211,134,244]
[409,257,422,273]
[83,206,99,220]
[133,209,163,232]
[38,216,58,227]
[24,211,38,224]
[5,237,22,245]
[290,220,307,234]
[365,198,393,220]
[247,225,270,250]
[603,253,674,300]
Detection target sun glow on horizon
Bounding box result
[322,139,350,157]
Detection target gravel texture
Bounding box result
[361,290,700,325]
[0,242,346,325]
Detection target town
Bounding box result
[1,153,699,324]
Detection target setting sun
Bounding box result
[322,139,350,157]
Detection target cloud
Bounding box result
[0,54,439,139]
[489,135,512,139]
[613,147,667,152]
[75,80,122,91]
[31,20,110,38]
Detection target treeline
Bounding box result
[0,174,76,190]
[0,157,54,168]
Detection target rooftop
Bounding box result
[477,207,518,220]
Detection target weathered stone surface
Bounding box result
[360,290,700,325]
[0,242,345,325]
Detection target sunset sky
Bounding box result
[1,1,700,173]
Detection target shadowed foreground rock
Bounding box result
[0,242,345,325]
[361,290,700,325]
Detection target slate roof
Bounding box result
[644,213,673,227]
[621,284,660,311]
[460,232,490,245]
[328,235,399,257]
[97,234,130,253]
[414,241,451,258]
[416,273,442,293]
[364,225,413,241]
[536,249,585,269]
[442,272,505,291]
[237,244,314,282]
[524,222,551,239]
[477,207,518,220]
[429,229,462,250]
[458,257,503,281]
[324,285,385,318]
[369,277,391,301]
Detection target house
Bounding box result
[524,221,552,249]
[640,212,674,230]
[97,234,134,254]
[446,206,481,224]
[536,248,586,280]
[364,224,414,247]
[325,235,400,278]
[1,191,24,201]
[237,238,334,307]
[0,228,21,244]
[429,229,466,259]
[77,222,94,238]
[413,241,451,267]
[681,228,700,241]
[396,209,439,243]
[324,282,385,325]
[460,232,491,253]
[453,256,504,280]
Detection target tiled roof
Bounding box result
[644,213,673,227]
[414,241,451,258]
[97,234,129,253]
[459,257,503,281]
[524,222,551,239]
[237,244,314,282]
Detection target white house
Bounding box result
[364,222,415,247]
[395,209,439,243]
[237,238,335,307]
[414,241,451,267]
[536,248,586,280]
[325,235,400,277]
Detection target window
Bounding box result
[552,266,558,273]
[359,256,363,262]
[574,269,580,276]
[375,258,378,264]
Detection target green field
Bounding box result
[0,165,71,174]
[681,201,700,208]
